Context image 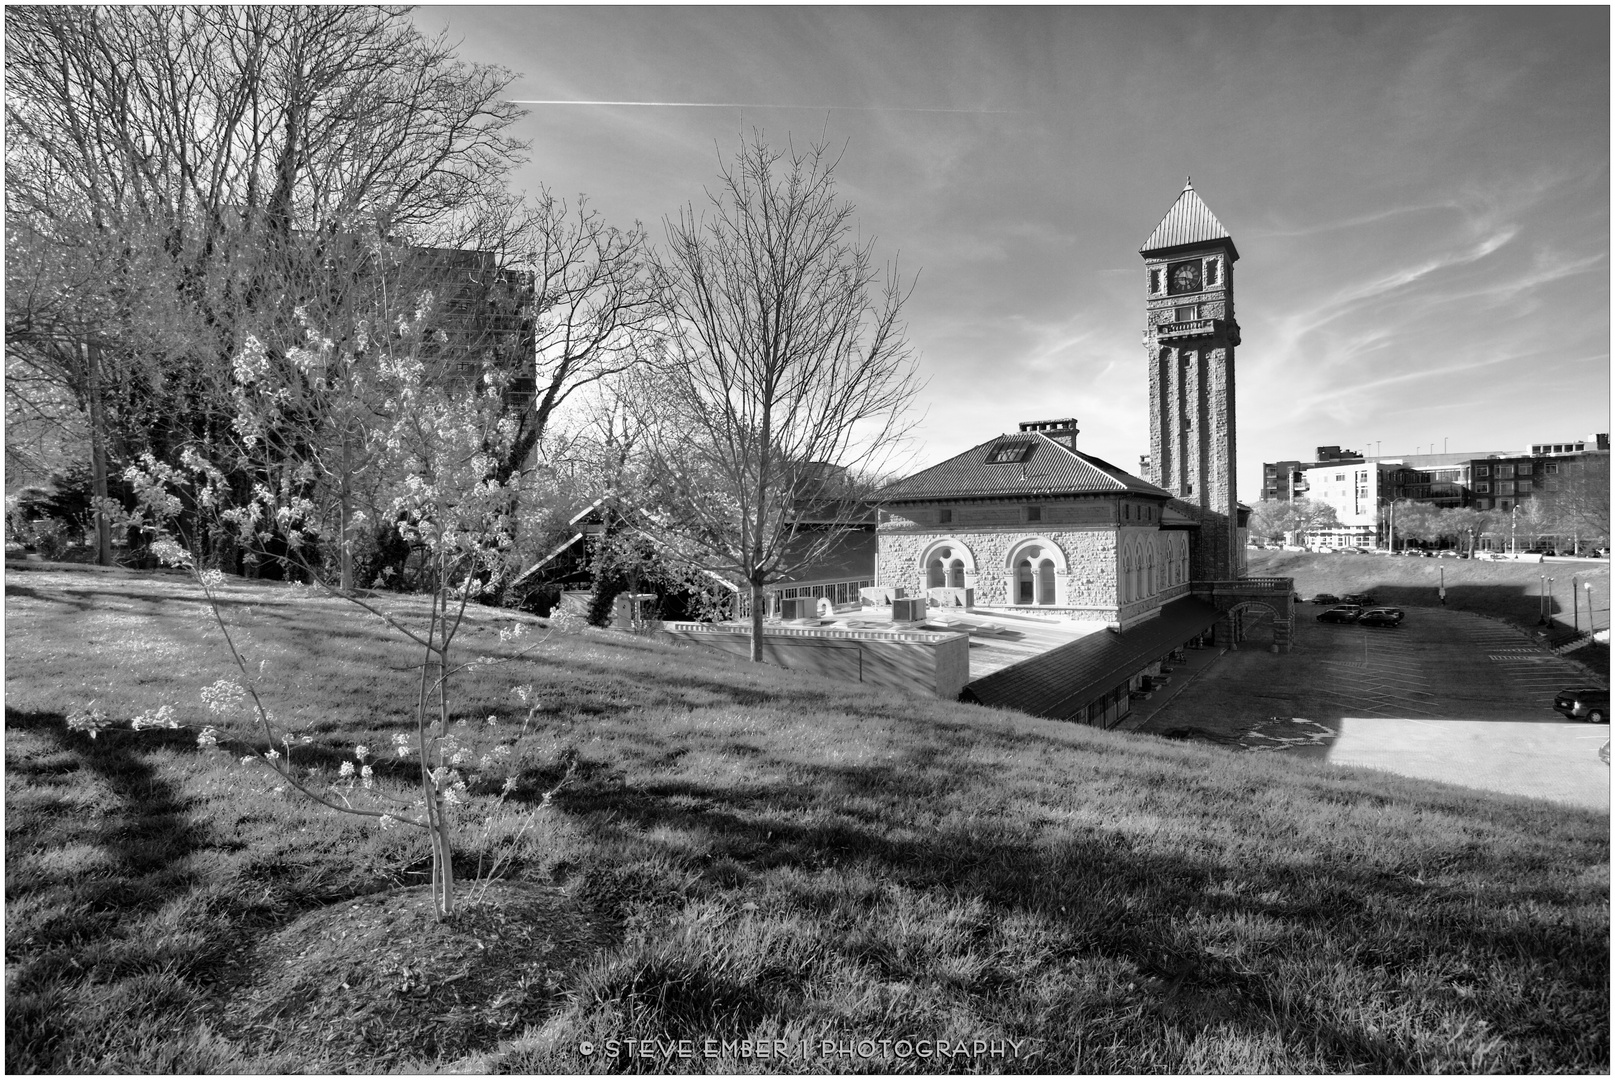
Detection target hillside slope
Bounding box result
[4,562,1609,1073]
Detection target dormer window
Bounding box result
[986,442,1035,464]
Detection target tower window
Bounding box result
[938,508,952,524]
[1205,257,1220,285]
[1025,506,1042,522]
[1174,305,1198,323]
[1149,268,1162,294]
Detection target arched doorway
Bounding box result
[1219,601,1288,651]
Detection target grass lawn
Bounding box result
[5,561,1609,1073]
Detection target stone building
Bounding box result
[875,181,1278,642]
[874,419,1191,630]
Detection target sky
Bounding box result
[413,5,1610,503]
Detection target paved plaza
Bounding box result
[1124,605,1610,811]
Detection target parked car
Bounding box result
[1308,593,1340,605]
[1316,606,1362,624]
[1358,607,1404,627]
[1341,593,1377,606]
[1553,688,1609,724]
[1435,549,1459,558]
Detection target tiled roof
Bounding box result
[1140,180,1236,257]
[962,597,1220,719]
[875,433,1171,503]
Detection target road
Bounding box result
[1126,605,1610,812]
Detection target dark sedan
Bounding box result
[1308,593,1340,605]
[1341,593,1377,606]
[1316,606,1362,624]
[1553,688,1608,724]
[1358,608,1404,628]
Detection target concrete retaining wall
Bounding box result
[659,621,970,699]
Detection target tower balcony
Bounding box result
[1154,318,1240,346]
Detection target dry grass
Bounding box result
[5,561,1609,1073]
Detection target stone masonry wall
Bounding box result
[877,521,1121,615]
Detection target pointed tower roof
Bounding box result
[1140,178,1238,261]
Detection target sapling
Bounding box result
[93,299,574,919]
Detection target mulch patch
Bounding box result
[209,879,612,1071]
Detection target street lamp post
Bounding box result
[1586,582,1595,634]
[1539,575,1547,625]
[1572,576,1579,634]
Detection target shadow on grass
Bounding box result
[549,746,1607,1072]
[5,708,217,1071]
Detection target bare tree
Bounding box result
[640,135,922,661]
[5,6,528,567]
[1539,456,1611,553]
[1248,497,1341,546]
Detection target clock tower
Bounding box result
[1140,179,1242,581]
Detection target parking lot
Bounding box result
[1127,604,1610,811]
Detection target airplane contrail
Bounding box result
[510,99,1019,114]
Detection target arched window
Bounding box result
[1037,559,1056,605]
[1017,559,1035,604]
[947,559,965,589]
[927,558,945,589]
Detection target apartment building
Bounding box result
[1297,459,1395,548]
[1260,446,1362,502]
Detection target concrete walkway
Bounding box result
[1327,716,1609,811]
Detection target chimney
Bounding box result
[1019,417,1079,451]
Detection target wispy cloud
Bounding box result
[510,99,1020,114]
[1323,227,1518,311]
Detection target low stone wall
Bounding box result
[659,621,970,699]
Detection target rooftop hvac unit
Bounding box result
[780,597,818,621]
[891,597,927,623]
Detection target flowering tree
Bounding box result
[5,5,528,572]
[103,297,569,920]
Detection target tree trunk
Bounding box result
[339,428,353,591]
[84,342,114,566]
[749,580,766,662]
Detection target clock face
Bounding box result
[1168,260,1202,294]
